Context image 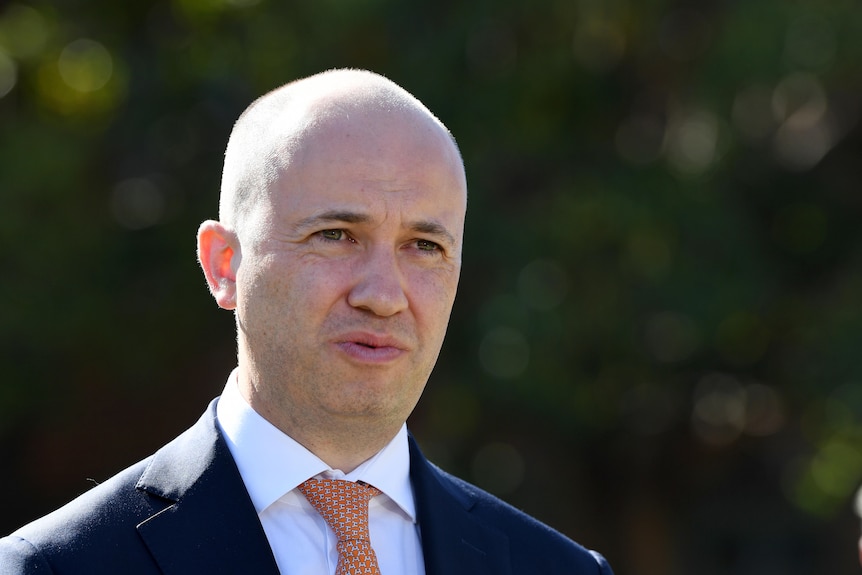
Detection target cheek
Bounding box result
[236,256,304,325]
[292,258,355,300]
[263,257,359,325]
[408,269,459,331]
[239,259,278,307]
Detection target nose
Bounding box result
[347,248,409,317]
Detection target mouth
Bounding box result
[343,332,407,349]
[334,332,409,363]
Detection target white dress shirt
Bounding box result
[215,370,425,575]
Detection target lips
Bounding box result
[333,331,409,364]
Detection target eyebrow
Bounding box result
[294,209,457,246]
[408,220,457,246]
[294,210,372,230]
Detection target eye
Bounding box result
[318,229,351,242]
[416,239,441,252]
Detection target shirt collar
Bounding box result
[215,369,416,521]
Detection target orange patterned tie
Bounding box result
[298,478,383,575]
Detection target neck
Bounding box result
[237,375,403,473]
[287,426,398,473]
[265,408,400,473]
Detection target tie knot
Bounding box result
[298,478,381,542]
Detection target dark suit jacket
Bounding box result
[0,399,613,574]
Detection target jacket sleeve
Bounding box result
[0,536,54,574]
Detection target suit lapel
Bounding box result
[135,400,280,575]
[130,405,511,574]
[409,436,512,575]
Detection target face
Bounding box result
[230,110,466,438]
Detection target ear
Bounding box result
[197,220,240,310]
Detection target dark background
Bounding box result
[3,1,862,573]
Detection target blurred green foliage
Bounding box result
[3,0,862,573]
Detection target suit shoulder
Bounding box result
[433,466,573,539]
[0,535,52,573]
[1,402,228,574]
[434,467,613,573]
[4,457,166,568]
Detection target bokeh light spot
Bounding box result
[692,373,746,446]
[744,383,785,437]
[0,48,16,98]
[479,327,530,379]
[665,109,723,176]
[771,73,833,171]
[111,178,166,230]
[58,38,113,93]
[0,4,49,59]
[692,375,786,447]
[810,439,862,498]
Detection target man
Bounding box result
[0,69,613,574]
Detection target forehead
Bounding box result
[299,104,460,176]
[268,109,467,232]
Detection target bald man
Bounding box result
[0,70,614,575]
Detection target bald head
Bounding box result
[219,69,463,231]
[198,69,467,468]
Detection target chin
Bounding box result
[325,392,408,422]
